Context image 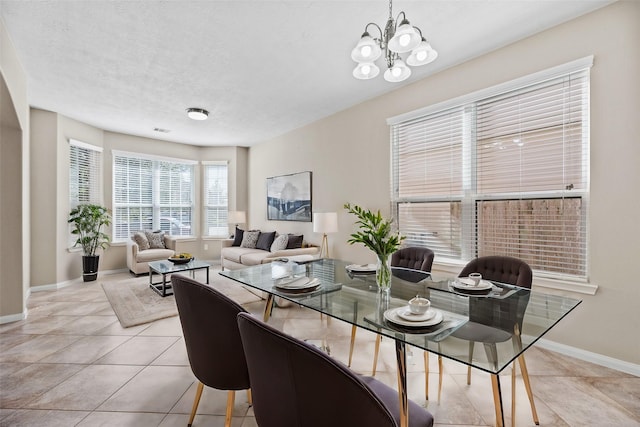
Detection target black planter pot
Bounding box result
[82,255,100,282]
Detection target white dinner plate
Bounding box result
[396,307,437,322]
[274,276,320,290]
[346,264,377,273]
[452,278,493,291]
[384,307,444,328]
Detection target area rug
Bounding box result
[102,274,263,328]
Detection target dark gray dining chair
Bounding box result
[452,255,539,424]
[172,274,251,427]
[348,246,435,371]
[237,312,434,427]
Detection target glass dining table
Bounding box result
[220,258,582,427]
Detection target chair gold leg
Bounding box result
[512,361,516,427]
[225,390,235,427]
[372,334,382,376]
[437,354,443,402]
[518,355,540,425]
[467,341,475,385]
[491,374,505,427]
[348,325,357,367]
[423,351,429,401]
[246,388,252,406]
[188,381,204,427]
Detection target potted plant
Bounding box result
[68,204,111,282]
[344,203,404,293]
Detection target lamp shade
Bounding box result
[353,62,380,80]
[228,211,246,224]
[351,33,382,63]
[313,212,338,234]
[387,20,421,53]
[407,39,438,66]
[383,59,411,82]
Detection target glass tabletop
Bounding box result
[220,258,581,375]
[148,259,210,273]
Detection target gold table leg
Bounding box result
[348,325,357,367]
[395,339,409,427]
[263,294,275,322]
[491,374,505,427]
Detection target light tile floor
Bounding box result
[1,270,638,426]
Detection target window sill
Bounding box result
[431,260,597,296]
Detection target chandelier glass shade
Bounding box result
[351,0,437,83]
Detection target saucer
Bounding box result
[452,278,493,291]
[384,307,443,328]
[397,307,436,322]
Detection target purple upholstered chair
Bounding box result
[237,312,434,427]
[172,275,250,427]
[391,247,435,273]
[453,256,539,424]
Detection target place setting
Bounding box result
[383,295,443,329]
[273,275,322,295]
[448,272,495,295]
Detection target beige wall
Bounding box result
[27,117,247,281]
[0,18,29,321]
[248,1,640,365]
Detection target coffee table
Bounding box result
[148,259,210,297]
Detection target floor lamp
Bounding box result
[313,212,338,258]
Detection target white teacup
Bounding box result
[408,295,430,315]
[468,272,482,286]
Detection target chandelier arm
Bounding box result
[364,22,384,43]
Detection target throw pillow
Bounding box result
[240,230,260,248]
[133,231,150,251]
[232,227,244,247]
[256,231,276,251]
[270,234,289,252]
[286,234,303,249]
[145,230,166,249]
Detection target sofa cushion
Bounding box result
[256,231,276,251]
[270,234,288,252]
[232,227,244,247]
[133,231,150,251]
[137,248,174,262]
[241,230,260,248]
[286,234,303,249]
[222,246,264,264]
[240,251,272,266]
[145,230,166,249]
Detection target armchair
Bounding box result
[126,233,177,275]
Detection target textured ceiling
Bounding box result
[0,0,612,146]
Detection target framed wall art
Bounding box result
[266,171,312,222]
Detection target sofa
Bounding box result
[127,231,178,275]
[221,229,319,270]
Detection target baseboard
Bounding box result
[537,338,640,377]
[0,311,26,324]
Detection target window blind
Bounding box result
[391,65,589,280]
[69,140,102,247]
[204,163,229,237]
[113,153,194,241]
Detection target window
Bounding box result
[113,151,195,242]
[203,162,229,237]
[390,58,590,281]
[69,139,102,246]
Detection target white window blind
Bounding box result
[203,163,229,237]
[69,140,102,247]
[113,152,194,241]
[391,65,589,280]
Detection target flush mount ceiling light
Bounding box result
[186,108,209,121]
[351,0,438,83]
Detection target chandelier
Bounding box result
[351,0,438,82]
